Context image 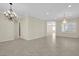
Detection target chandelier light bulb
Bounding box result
[4,12,6,15]
[5,13,8,16]
[7,10,11,14]
[62,18,67,24]
[10,14,13,17]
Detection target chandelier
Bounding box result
[62,12,67,24]
[62,4,72,24]
[4,3,17,22]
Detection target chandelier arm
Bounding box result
[9,3,13,12]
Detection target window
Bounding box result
[61,22,76,32]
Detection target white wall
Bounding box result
[20,16,47,40]
[0,13,15,42]
[28,16,47,40]
[14,20,19,39]
[20,16,29,40]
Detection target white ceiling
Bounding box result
[0,3,79,20]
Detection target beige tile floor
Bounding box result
[0,36,79,56]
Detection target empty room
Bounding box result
[0,3,79,56]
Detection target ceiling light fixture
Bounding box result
[62,4,71,24]
[68,4,71,8]
[62,12,67,24]
[62,17,67,24]
[4,3,17,22]
[46,12,49,15]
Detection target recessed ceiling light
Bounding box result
[46,12,49,15]
[68,5,72,8]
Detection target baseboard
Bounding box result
[56,36,79,39]
[22,36,47,41]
